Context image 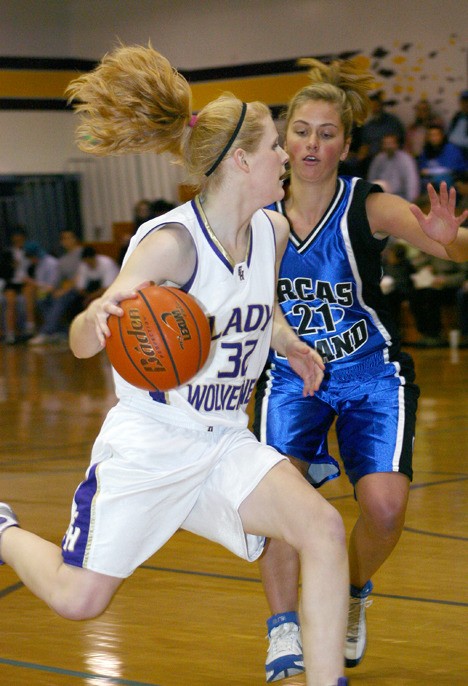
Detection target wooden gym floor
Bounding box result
[0,342,467,685]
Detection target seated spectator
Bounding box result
[454,183,468,345]
[1,226,35,344]
[29,231,83,345]
[456,270,468,348]
[410,253,467,347]
[405,99,444,158]
[75,245,119,308]
[23,241,59,332]
[418,124,467,193]
[368,134,421,202]
[380,241,416,333]
[0,247,16,342]
[447,89,468,162]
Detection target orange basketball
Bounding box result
[106,285,211,391]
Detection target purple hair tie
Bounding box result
[188,114,198,128]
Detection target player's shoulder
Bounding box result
[263,207,289,233]
[262,207,290,255]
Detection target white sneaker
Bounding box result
[345,580,373,667]
[265,612,304,682]
[0,503,19,564]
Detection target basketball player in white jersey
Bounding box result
[0,45,350,686]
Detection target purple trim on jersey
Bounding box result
[179,247,198,293]
[149,389,167,403]
[62,463,99,568]
[260,208,278,254]
[136,223,168,242]
[136,220,199,291]
[191,198,234,273]
[246,225,254,268]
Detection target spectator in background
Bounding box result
[456,269,468,347]
[151,198,176,217]
[29,230,83,345]
[23,241,59,334]
[338,123,366,177]
[454,179,468,345]
[368,133,421,202]
[410,252,467,347]
[1,226,35,344]
[405,99,444,158]
[0,247,15,342]
[447,90,468,162]
[357,90,406,176]
[116,230,133,267]
[75,245,119,308]
[118,198,177,265]
[380,241,416,333]
[133,198,154,229]
[418,124,467,193]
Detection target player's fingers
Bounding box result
[409,203,425,224]
[438,181,449,206]
[302,364,324,396]
[447,185,457,212]
[310,350,325,370]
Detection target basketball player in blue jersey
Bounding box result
[0,45,351,686]
[254,58,468,682]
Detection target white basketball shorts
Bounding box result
[61,401,286,577]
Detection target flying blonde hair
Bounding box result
[66,43,270,185]
[286,57,376,138]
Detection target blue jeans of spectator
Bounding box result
[39,289,81,336]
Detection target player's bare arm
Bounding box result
[366,182,468,261]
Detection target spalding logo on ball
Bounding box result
[106,285,211,391]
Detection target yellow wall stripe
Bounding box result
[0,69,310,107]
[190,73,311,110]
[0,70,80,99]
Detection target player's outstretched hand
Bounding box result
[285,338,325,396]
[409,182,468,245]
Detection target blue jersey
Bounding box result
[257,176,419,486]
[273,176,396,370]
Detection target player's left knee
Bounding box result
[300,500,347,558]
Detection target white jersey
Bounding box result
[114,197,277,429]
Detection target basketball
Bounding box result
[106,285,211,391]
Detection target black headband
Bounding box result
[205,102,247,177]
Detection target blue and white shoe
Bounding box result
[0,503,19,564]
[265,611,304,682]
[345,580,373,667]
